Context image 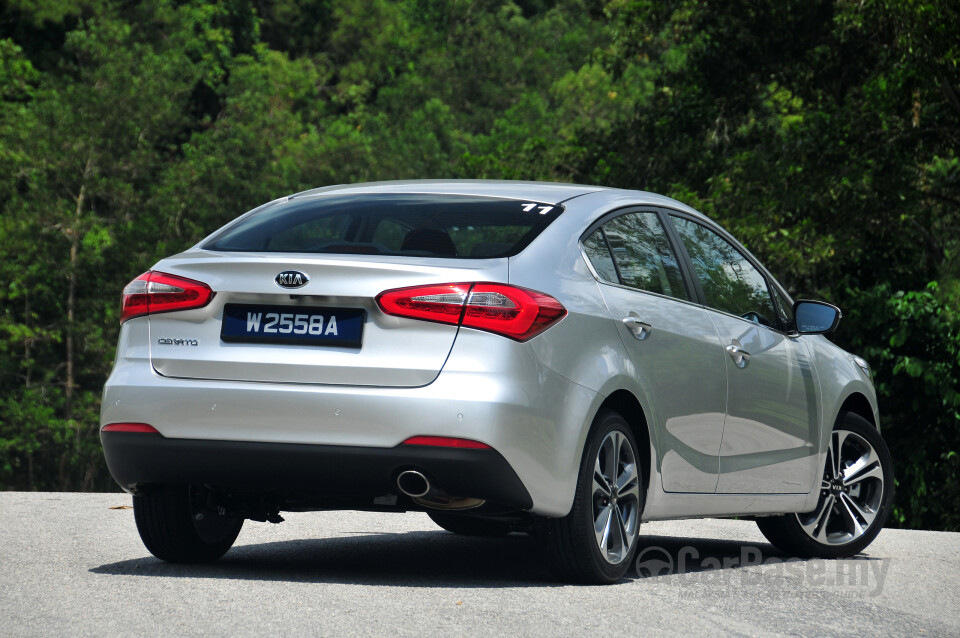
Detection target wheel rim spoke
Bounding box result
[844,462,883,487]
[832,430,850,479]
[595,504,613,552]
[607,431,621,479]
[837,493,866,537]
[824,439,837,482]
[593,456,612,498]
[800,493,834,541]
[616,461,638,493]
[843,446,875,477]
[840,492,877,529]
[612,504,628,555]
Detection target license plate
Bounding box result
[221,304,364,347]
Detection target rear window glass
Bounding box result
[203,194,565,258]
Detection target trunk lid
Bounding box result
[147,252,508,387]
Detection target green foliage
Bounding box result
[845,283,960,531]
[0,0,958,531]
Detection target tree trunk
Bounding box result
[65,182,84,424]
[63,156,92,491]
[24,292,31,387]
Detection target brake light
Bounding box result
[101,423,159,433]
[120,271,214,323]
[401,436,492,449]
[376,282,566,341]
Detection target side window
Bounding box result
[671,216,777,326]
[582,229,619,283]
[603,212,689,301]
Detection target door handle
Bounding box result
[622,316,652,340]
[725,341,751,368]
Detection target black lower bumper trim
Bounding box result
[101,432,532,511]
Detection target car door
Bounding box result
[669,214,821,494]
[581,209,727,493]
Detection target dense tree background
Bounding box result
[0,0,957,530]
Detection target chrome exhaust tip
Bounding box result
[397,470,431,498]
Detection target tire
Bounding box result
[133,485,244,563]
[541,410,644,584]
[427,511,512,537]
[757,411,894,558]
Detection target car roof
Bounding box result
[289,180,607,206]
[289,180,705,219]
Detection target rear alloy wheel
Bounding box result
[757,412,894,558]
[134,485,243,563]
[543,410,643,583]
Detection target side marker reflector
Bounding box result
[401,436,492,449]
[101,423,159,434]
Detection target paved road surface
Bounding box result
[1,493,958,637]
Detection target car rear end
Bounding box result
[100,189,601,517]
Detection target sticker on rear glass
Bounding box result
[520,203,554,215]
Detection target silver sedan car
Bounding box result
[100,180,893,583]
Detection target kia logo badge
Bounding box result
[275,270,309,289]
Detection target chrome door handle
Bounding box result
[622,317,652,340]
[725,341,751,368]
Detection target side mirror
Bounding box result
[793,300,842,335]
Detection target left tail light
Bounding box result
[120,271,214,323]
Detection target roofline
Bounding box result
[286,179,612,206]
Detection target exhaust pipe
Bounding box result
[397,470,431,498]
[396,470,486,511]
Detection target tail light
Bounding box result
[120,271,214,323]
[376,282,566,341]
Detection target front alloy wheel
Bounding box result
[757,411,894,558]
[798,428,886,546]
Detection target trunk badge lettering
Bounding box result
[157,338,199,346]
[276,270,309,289]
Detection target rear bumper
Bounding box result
[101,431,533,511]
[101,328,602,516]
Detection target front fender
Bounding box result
[800,335,879,511]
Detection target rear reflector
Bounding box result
[120,271,214,323]
[101,423,159,433]
[377,282,566,341]
[401,436,492,449]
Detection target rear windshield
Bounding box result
[203,193,565,258]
